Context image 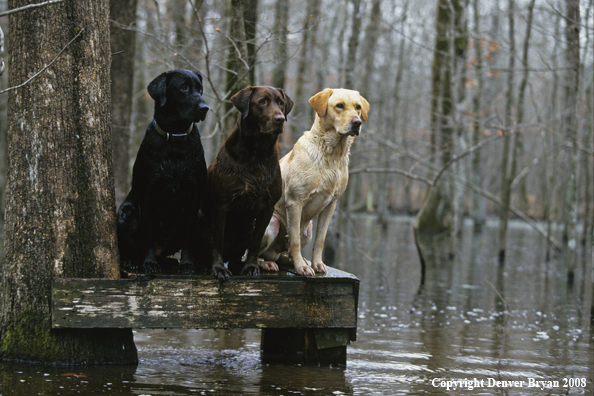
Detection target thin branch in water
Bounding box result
[0,28,85,95]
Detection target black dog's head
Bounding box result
[230,86,294,135]
[148,69,209,123]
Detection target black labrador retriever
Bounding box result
[117,69,209,275]
[206,86,294,281]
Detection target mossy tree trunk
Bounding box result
[0,0,137,365]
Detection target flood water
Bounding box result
[1,215,593,395]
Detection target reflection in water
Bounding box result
[0,215,592,395]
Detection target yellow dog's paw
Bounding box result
[312,262,327,273]
[296,265,316,276]
[258,260,279,272]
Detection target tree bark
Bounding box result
[561,0,580,283]
[471,0,486,232]
[224,0,258,135]
[497,0,516,264]
[344,0,362,89]
[272,0,289,89]
[110,0,138,208]
[1,0,137,364]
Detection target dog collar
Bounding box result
[153,120,194,142]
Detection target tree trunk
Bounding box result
[471,0,486,232]
[272,0,289,89]
[360,0,382,216]
[513,0,536,216]
[497,0,516,264]
[110,0,138,208]
[243,0,259,86]
[0,0,137,365]
[344,0,362,89]
[168,0,188,69]
[415,0,462,238]
[561,0,580,284]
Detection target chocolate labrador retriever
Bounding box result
[117,69,209,275]
[206,85,294,281]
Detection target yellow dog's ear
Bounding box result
[309,88,334,117]
[360,95,370,122]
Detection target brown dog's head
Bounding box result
[231,86,294,135]
[309,88,370,137]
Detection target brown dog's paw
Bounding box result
[240,263,260,276]
[213,263,232,282]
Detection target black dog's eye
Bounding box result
[180,84,189,91]
[336,103,345,109]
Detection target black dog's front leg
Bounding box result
[211,206,233,282]
[117,197,141,273]
[143,248,162,275]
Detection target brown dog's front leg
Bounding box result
[242,208,276,276]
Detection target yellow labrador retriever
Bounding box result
[260,88,370,275]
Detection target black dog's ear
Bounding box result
[279,88,294,116]
[230,86,254,119]
[192,71,204,94]
[148,72,168,107]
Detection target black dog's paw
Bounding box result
[241,263,260,276]
[121,260,137,274]
[179,262,195,275]
[143,260,162,275]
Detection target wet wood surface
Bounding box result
[52,266,360,330]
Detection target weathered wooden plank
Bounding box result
[52,267,360,330]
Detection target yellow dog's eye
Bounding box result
[356,104,361,110]
[336,103,344,109]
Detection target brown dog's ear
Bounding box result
[360,95,370,122]
[309,88,334,117]
[148,71,169,107]
[230,86,254,119]
[280,88,294,116]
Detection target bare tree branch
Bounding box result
[0,28,84,95]
[0,0,66,17]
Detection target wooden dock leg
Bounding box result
[261,328,353,365]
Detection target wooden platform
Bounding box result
[52,266,360,365]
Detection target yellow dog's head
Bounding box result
[309,88,370,137]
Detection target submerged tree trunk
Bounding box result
[471,0,486,232]
[497,0,516,264]
[110,0,138,208]
[0,0,137,365]
[561,0,580,284]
